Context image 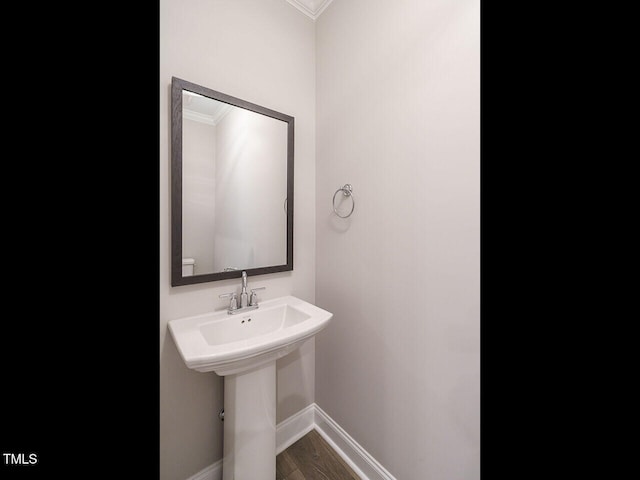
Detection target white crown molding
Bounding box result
[183,109,216,126]
[210,104,232,124]
[183,104,232,126]
[182,403,396,480]
[286,0,335,20]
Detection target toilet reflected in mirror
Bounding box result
[182,258,195,277]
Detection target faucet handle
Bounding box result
[219,292,238,310]
[249,287,266,306]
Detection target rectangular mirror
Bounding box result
[171,77,294,286]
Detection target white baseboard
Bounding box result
[276,403,316,454]
[314,404,397,480]
[184,403,395,480]
[185,459,222,480]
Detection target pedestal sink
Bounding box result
[168,295,332,480]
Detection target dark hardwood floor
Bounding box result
[276,429,360,480]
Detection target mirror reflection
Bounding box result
[182,91,288,276]
[171,77,294,286]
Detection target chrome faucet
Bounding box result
[240,271,249,308]
[219,270,266,315]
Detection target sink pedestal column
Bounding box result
[222,361,276,480]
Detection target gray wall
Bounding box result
[160,1,316,479]
[182,117,217,274]
[315,0,480,479]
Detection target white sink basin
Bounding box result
[168,295,333,376]
[169,295,333,479]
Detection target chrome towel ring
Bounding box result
[332,184,355,218]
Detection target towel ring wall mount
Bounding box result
[332,184,355,218]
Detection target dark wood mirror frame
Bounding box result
[171,77,294,286]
